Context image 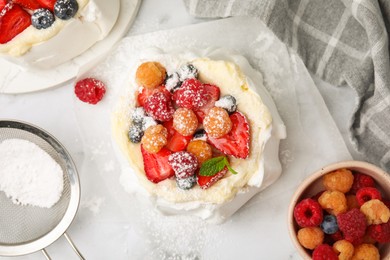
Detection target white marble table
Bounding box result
[0,0,363,259]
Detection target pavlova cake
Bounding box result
[0,0,119,68]
[112,48,286,223]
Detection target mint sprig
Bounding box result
[199,156,238,176]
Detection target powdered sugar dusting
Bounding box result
[0,138,63,208]
[81,196,105,215]
[132,200,225,260]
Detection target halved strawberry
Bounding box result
[0,3,31,44]
[141,145,174,183]
[197,167,227,189]
[13,0,41,10]
[36,0,55,11]
[193,83,220,123]
[163,120,192,152]
[0,0,7,11]
[207,112,250,159]
[137,86,170,107]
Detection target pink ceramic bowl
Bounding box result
[287,160,390,259]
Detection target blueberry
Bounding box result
[54,0,79,20]
[320,215,338,234]
[215,95,237,113]
[178,64,198,81]
[128,125,144,143]
[176,175,197,190]
[31,8,55,30]
[131,107,146,125]
[165,72,181,92]
[193,129,206,141]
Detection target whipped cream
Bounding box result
[112,48,286,223]
[0,0,120,69]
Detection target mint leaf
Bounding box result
[199,156,226,176]
[223,157,238,175]
[199,156,238,176]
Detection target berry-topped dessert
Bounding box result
[0,0,119,68]
[112,50,286,223]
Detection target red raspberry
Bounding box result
[312,244,338,260]
[329,230,343,243]
[144,91,175,122]
[172,78,208,109]
[168,151,198,179]
[337,208,367,244]
[293,198,323,227]
[356,187,382,206]
[368,221,390,243]
[74,77,106,104]
[383,199,390,209]
[350,173,375,194]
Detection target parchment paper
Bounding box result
[71,17,352,260]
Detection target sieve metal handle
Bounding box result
[40,232,85,260]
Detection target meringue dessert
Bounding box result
[0,0,120,69]
[112,49,286,223]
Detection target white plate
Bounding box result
[0,0,141,94]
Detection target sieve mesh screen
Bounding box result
[0,122,71,246]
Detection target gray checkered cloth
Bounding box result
[183,0,390,172]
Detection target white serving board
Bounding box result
[70,17,352,259]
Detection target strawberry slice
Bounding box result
[193,83,220,123]
[13,0,42,10]
[36,0,55,11]
[137,86,170,107]
[163,120,192,152]
[0,0,7,11]
[0,3,31,44]
[197,167,227,189]
[141,145,174,183]
[207,112,250,159]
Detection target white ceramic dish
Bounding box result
[0,0,141,94]
[288,160,390,259]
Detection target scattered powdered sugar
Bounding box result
[142,116,157,131]
[104,160,115,172]
[0,138,64,208]
[81,196,105,215]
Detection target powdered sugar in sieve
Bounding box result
[0,120,84,260]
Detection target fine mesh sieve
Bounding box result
[0,120,84,259]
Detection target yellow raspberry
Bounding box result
[173,108,198,136]
[322,168,354,193]
[351,244,379,260]
[333,240,354,260]
[203,107,232,138]
[186,140,212,165]
[360,199,390,225]
[297,227,324,250]
[141,124,168,153]
[136,62,166,89]
[318,190,348,215]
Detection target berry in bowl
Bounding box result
[288,160,390,259]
